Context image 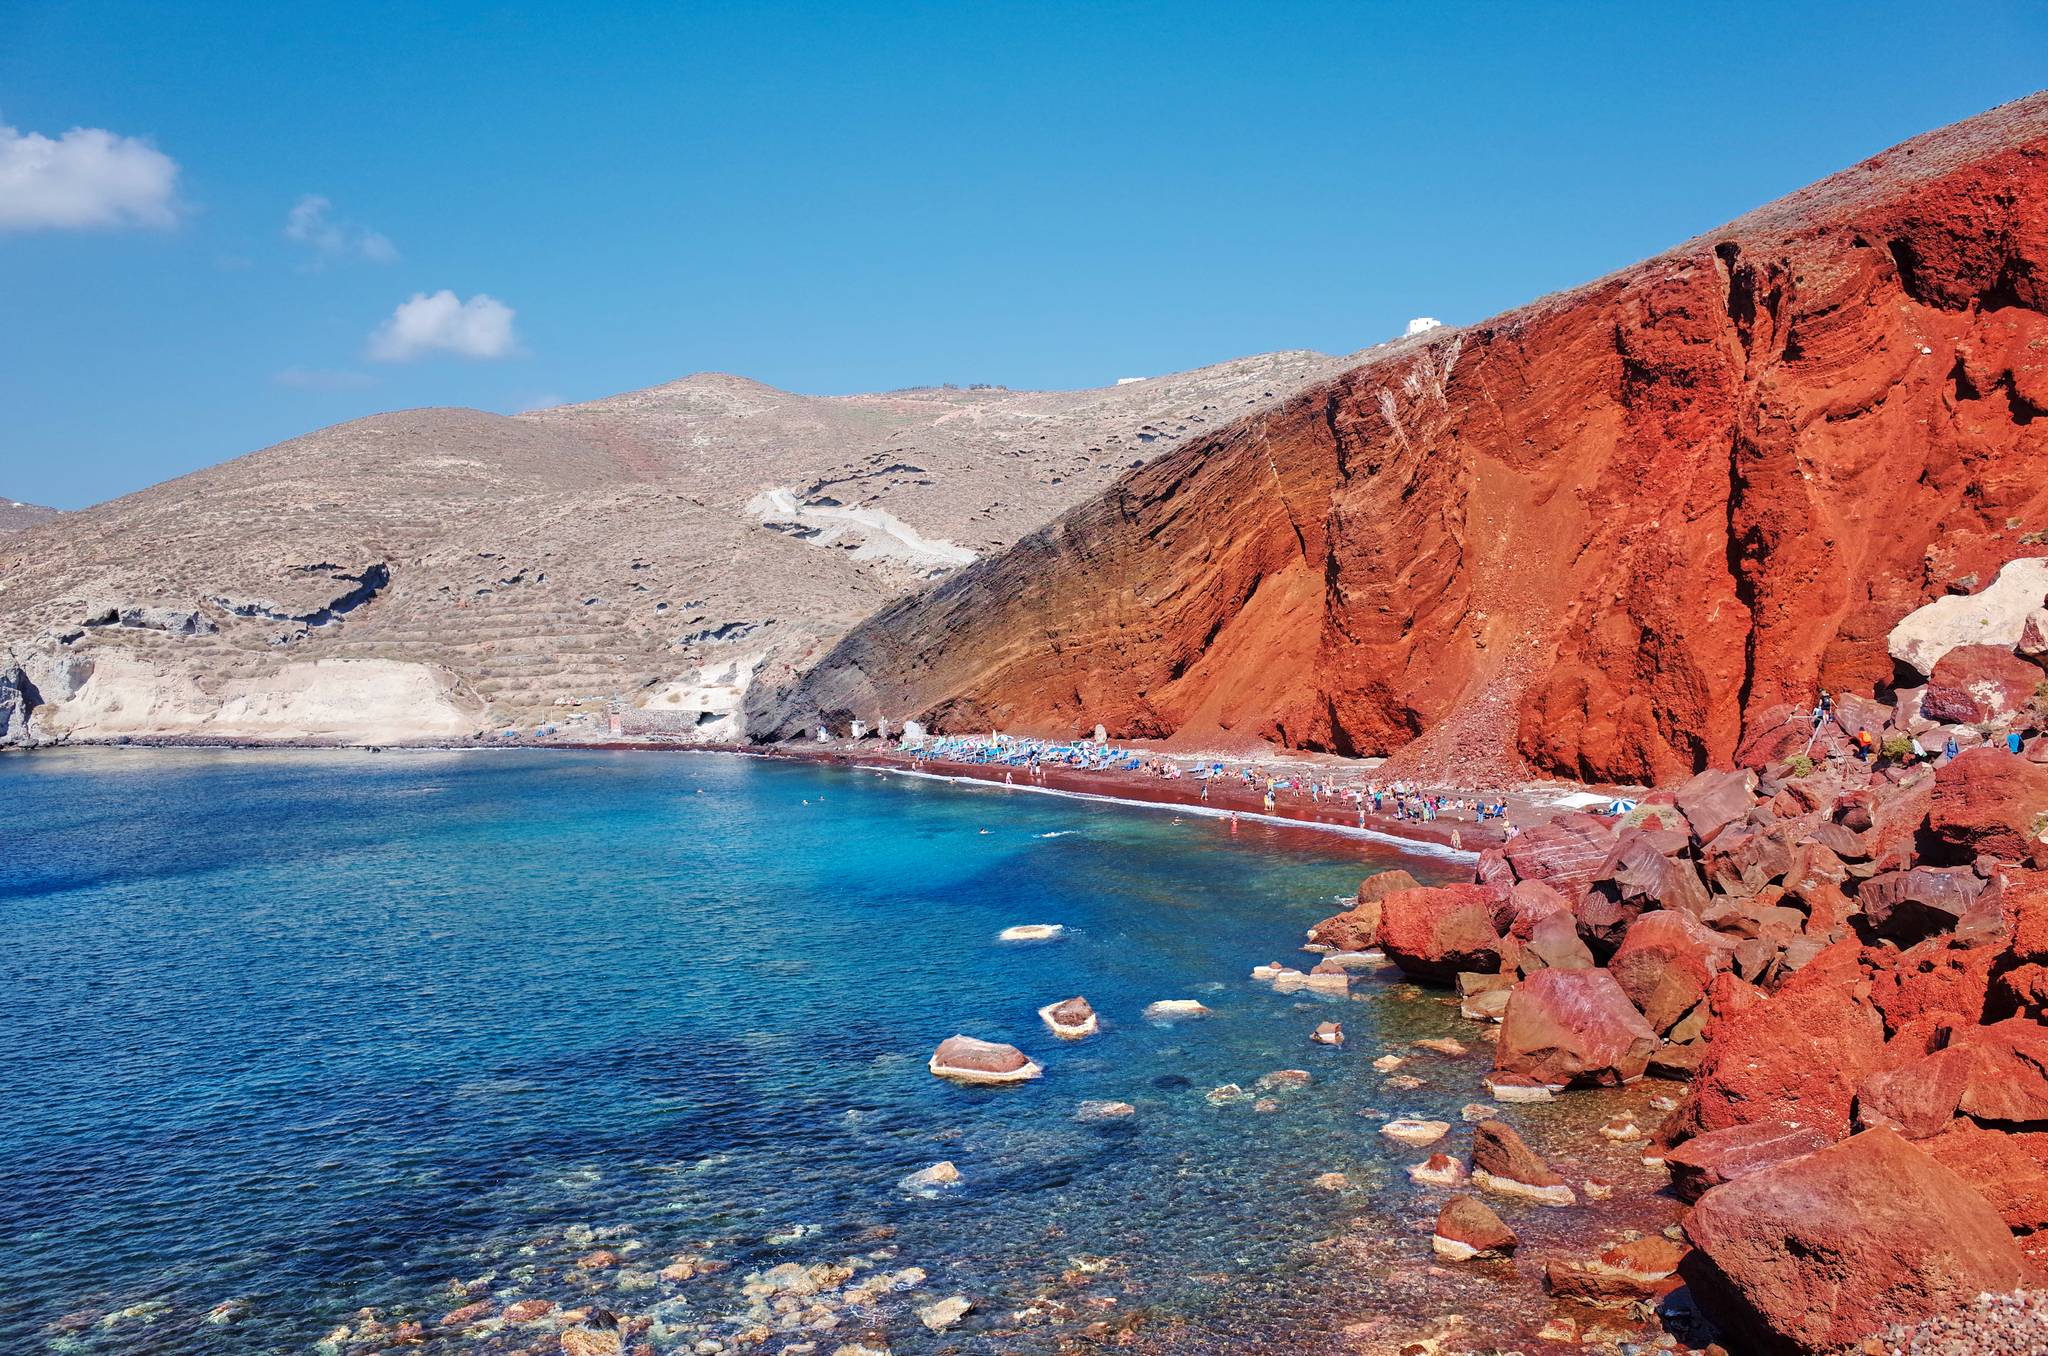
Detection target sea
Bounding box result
[1,748,1673,1354]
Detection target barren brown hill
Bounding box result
[755,94,2048,785]
[0,497,58,535]
[0,353,1361,744]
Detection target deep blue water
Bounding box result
[1,749,1661,1355]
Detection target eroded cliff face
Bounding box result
[755,95,2048,784]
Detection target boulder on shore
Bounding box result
[1681,1127,2028,1355]
[928,1036,1042,1085]
[1923,747,2048,867]
[1376,884,1507,983]
[1501,812,1617,898]
[1661,1120,1834,1202]
[1609,909,1738,1034]
[1494,967,1657,1087]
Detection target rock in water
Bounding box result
[1143,999,1210,1020]
[1037,995,1098,1039]
[927,1036,1042,1085]
[1494,968,1657,1086]
[899,1160,962,1192]
[1470,1119,1575,1206]
[1380,1118,1451,1147]
[1682,1128,2028,1354]
[997,923,1064,942]
[1311,1020,1344,1046]
[917,1295,972,1332]
[1074,1099,1134,1121]
[1432,1195,1516,1260]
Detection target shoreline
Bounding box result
[9,734,1520,860]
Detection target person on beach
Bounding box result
[1944,734,1960,763]
[1263,788,1276,813]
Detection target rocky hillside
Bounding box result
[0,352,1362,745]
[755,94,2048,785]
[0,497,58,535]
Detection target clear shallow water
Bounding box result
[1,749,1670,1355]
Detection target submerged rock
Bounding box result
[918,1295,972,1332]
[998,923,1064,942]
[899,1160,962,1192]
[1380,1117,1451,1146]
[1074,1099,1135,1121]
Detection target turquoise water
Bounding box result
[2,749,1662,1354]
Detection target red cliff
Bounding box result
[754,95,2048,784]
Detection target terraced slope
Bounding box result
[0,352,1363,744]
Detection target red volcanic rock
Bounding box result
[1375,885,1506,983]
[1519,906,1595,974]
[1922,644,2043,725]
[761,100,2048,782]
[1667,943,1886,1143]
[1922,1119,2048,1233]
[1867,935,1998,1032]
[1430,1194,1516,1260]
[1503,878,1572,939]
[1501,813,1616,899]
[1470,1119,1568,1191]
[1675,768,1758,845]
[1662,1120,1834,1202]
[1857,1019,2048,1137]
[1924,747,2048,866]
[1581,834,1711,952]
[1681,1128,2029,1355]
[1609,909,1739,1033]
[1857,865,1988,941]
[1545,1237,1687,1303]
[1495,967,1657,1087]
[1358,869,1422,904]
[1306,902,1380,953]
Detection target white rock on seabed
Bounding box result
[1379,1118,1452,1147]
[1144,999,1211,1020]
[1471,1167,1577,1207]
[918,1295,973,1332]
[1205,1083,1250,1106]
[997,924,1064,942]
[1075,1099,1135,1121]
[1483,1073,1558,1103]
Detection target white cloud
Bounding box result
[273,366,377,390]
[366,290,519,362]
[0,122,180,231]
[284,193,396,265]
[515,393,565,413]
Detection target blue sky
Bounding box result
[3,1,2044,510]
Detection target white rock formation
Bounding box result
[1888,557,2048,676]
